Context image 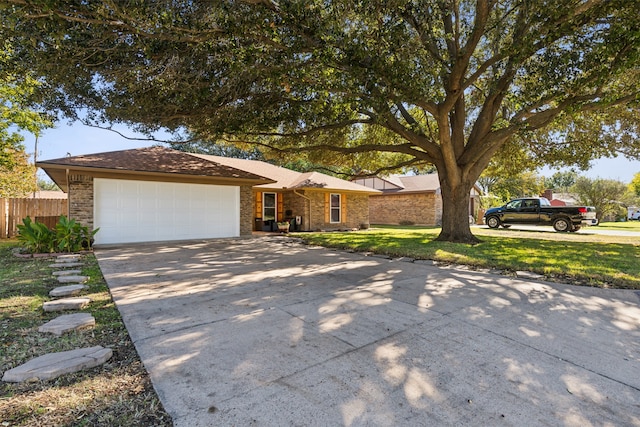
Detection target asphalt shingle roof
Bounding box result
[192,154,380,193]
[38,146,269,181]
[38,146,378,194]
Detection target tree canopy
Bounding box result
[2,0,639,242]
[1,44,52,196]
[1,46,52,169]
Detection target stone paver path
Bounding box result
[43,297,91,312]
[49,284,88,297]
[0,253,110,385]
[2,346,112,382]
[52,269,82,276]
[38,313,96,336]
[57,275,89,284]
[48,262,84,268]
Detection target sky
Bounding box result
[28,120,640,184]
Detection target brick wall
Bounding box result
[307,192,370,231]
[368,193,442,226]
[345,194,370,229]
[239,185,253,236]
[260,190,371,231]
[282,190,309,230]
[68,174,94,230]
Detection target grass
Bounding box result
[0,240,171,426]
[597,221,640,231]
[295,225,640,289]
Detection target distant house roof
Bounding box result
[354,174,441,194]
[354,173,482,196]
[191,154,380,194]
[27,191,68,199]
[36,146,274,192]
[388,174,441,194]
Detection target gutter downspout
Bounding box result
[293,189,311,231]
[65,168,70,218]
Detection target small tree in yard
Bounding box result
[630,173,640,198]
[572,177,628,222]
[3,1,640,242]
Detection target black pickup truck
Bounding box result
[483,197,597,232]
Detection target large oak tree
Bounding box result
[2,0,639,242]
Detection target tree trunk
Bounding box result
[436,176,480,244]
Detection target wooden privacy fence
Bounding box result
[0,198,68,238]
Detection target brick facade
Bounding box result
[253,190,370,231]
[66,174,371,239]
[282,190,308,229]
[67,174,94,230]
[368,193,442,226]
[239,185,253,236]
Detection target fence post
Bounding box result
[0,198,6,239]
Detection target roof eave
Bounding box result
[37,162,275,192]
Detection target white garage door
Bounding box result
[94,178,240,245]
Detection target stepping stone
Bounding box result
[52,269,82,276]
[57,254,81,262]
[48,262,84,268]
[43,297,91,312]
[49,284,88,297]
[57,275,89,284]
[1,346,112,382]
[38,313,95,336]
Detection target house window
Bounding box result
[330,193,341,223]
[263,192,276,221]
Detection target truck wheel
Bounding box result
[486,216,500,229]
[553,218,570,232]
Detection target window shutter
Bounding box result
[277,193,284,221]
[341,193,347,223]
[324,193,330,223]
[255,192,262,219]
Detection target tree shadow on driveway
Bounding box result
[96,237,640,427]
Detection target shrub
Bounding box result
[55,215,99,252]
[17,216,99,254]
[16,216,55,253]
[398,220,415,226]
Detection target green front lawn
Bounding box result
[597,221,640,231]
[295,227,640,289]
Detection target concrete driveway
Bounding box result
[95,237,640,427]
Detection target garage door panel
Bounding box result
[94,179,239,244]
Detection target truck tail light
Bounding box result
[578,207,587,214]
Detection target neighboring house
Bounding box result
[540,190,578,206]
[353,174,481,226]
[36,146,378,245]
